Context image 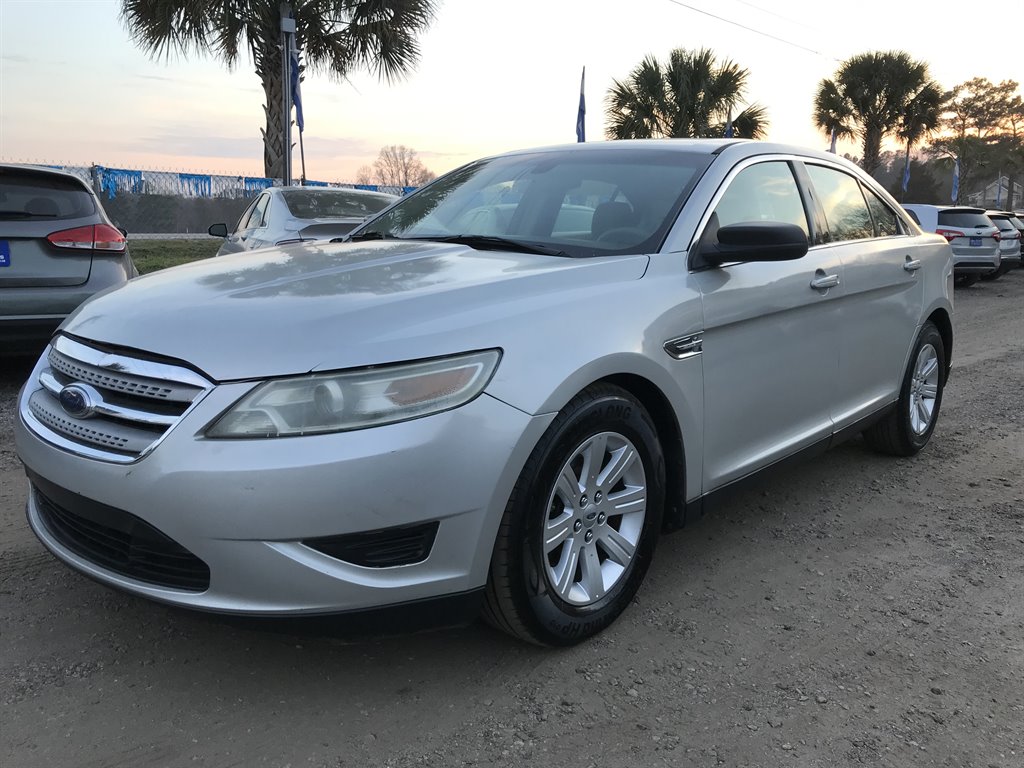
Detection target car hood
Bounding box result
[60,240,649,381]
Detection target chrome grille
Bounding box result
[22,335,212,463]
[49,352,170,399]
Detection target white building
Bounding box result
[967,175,1024,209]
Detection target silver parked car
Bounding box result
[902,204,1000,286]
[208,186,398,255]
[16,140,953,645]
[1,164,136,355]
[981,210,1023,279]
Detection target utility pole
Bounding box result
[280,3,295,185]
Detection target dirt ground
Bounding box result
[1,272,1021,768]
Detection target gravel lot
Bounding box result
[2,272,1022,768]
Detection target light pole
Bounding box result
[280,3,295,185]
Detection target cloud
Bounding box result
[299,135,378,158]
[134,74,179,83]
[414,149,474,160]
[130,132,263,160]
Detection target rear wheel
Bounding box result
[863,322,945,456]
[483,384,665,646]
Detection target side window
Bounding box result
[234,198,259,233]
[904,208,921,226]
[863,187,902,237]
[711,161,810,237]
[244,194,270,230]
[805,165,873,242]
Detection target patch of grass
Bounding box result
[129,239,221,274]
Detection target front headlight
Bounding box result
[206,350,501,438]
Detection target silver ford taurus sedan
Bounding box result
[15,140,954,646]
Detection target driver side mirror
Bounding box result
[699,222,808,268]
[208,223,229,238]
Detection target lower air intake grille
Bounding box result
[33,484,210,592]
[304,521,440,567]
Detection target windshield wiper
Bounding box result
[413,235,570,257]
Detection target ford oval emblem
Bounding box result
[58,384,95,419]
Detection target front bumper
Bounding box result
[16,366,553,615]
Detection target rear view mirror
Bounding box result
[208,223,229,238]
[701,222,808,267]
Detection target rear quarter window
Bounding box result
[0,169,96,220]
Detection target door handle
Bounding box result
[810,272,840,290]
[904,257,922,272]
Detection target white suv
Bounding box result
[982,210,1023,279]
[902,205,1000,286]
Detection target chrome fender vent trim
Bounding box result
[663,333,704,360]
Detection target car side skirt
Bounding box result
[680,402,896,523]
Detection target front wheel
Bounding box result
[863,322,945,456]
[483,384,665,646]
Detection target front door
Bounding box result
[691,159,842,491]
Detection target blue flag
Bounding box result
[901,155,911,193]
[291,47,304,133]
[724,109,734,138]
[995,175,1003,207]
[829,128,837,154]
[951,158,959,202]
[576,67,585,143]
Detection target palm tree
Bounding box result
[120,0,437,179]
[605,48,767,140]
[813,79,855,150]
[815,51,942,175]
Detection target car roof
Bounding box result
[903,204,986,214]
[270,186,398,200]
[0,162,93,190]
[485,139,867,167]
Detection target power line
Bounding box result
[730,0,824,34]
[664,0,837,61]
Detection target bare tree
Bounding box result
[359,145,436,187]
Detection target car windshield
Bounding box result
[0,169,95,220]
[354,148,713,258]
[280,189,395,219]
[989,217,1015,232]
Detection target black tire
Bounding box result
[863,322,945,456]
[954,274,979,287]
[482,383,665,646]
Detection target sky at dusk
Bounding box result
[0,0,1020,183]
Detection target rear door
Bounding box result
[800,162,923,426]
[0,167,97,288]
